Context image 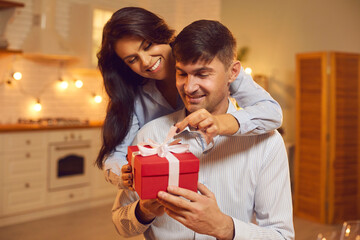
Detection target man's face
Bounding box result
[175,57,233,115]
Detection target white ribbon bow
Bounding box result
[136,126,189,187]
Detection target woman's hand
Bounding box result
[121,164,134,190]
[135,199,165,224]
[175,109,240,144]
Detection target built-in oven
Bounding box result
[48,140,91,191]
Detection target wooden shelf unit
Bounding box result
[294,52,360,224]
[0,0,24,9]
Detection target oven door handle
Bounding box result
[55,144,91,151]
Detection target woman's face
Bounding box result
[114,35,174,81]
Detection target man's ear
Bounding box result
[227,60,241,84]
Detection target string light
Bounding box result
[244,67,252,75]
[12,71,22,81]
[93,94,102,103]
[33,99,42,112]
[59,78,69,89]
[3,58,102,113]
[74,79,83,88]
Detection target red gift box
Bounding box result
[127,145,199,199]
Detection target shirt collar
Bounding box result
[142,80,183,110]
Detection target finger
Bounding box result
[175,118,190,132]
[121,173,133,180]
[157,190,193,211]
[164,207,187,225]
[176,109,208,131]
[197,182,215,199]
[167,185,200,203]
[123,179,133,188]
[121,164,132,173]
[197,117,214,131]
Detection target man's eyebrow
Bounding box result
[175,66,213,73]
[123,39,146,61]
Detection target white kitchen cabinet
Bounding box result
[2,178,47,215]
[48,186,91,206]
[89,128,117,198]
[0,132,47,216]
[0,127,116,227]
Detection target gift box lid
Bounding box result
[127,145,199,177]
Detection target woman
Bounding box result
[95,7,283,188]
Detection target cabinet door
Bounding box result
[2,179,47,215]
[2,132,47,151]
[2,150,46,183]
[295,52,329,223]
[328,52,360,223]
[47,187,90,206]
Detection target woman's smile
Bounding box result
[147,58,161,72]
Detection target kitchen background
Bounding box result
[0,0,359,239]
[0,0,359,144]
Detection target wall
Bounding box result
[0,0,221,124]
[221,0,360,143]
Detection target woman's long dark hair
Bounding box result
[95,7,175,169]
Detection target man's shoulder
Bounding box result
[136,110,183,141]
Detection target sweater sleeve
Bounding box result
[112,190,151,237]
[229,68,283,135]
[102,112,140,188]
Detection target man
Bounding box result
[112,20,294,240]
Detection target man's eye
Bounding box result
[177,72,187,77]
[144,42,152,50]
[197,73,209,78]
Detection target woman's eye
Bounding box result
[144,42,152,50]
[128,57,137,64]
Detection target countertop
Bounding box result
[0,121,103,132]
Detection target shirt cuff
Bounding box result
[232,217,251,240]
[130,200,153,232]
[229,110,257,135]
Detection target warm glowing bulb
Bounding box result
[244,67,252,75]
[60,80,69,89]
[94,95,102,103]
[13,72,22,80]
[345,227,351,236]
[33,102,42,111]
[75,79,83,88]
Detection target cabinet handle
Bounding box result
[26,152,31,158]
[26,140,31,145]
[25,183,30,188]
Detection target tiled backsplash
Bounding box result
[1,0,220,124]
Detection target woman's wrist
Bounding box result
[215,114,240,135]
[135,201,156,224]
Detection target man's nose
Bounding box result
[184,75,199,93]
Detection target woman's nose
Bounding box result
[139,53,151,69]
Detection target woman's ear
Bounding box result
[228,61,241,84]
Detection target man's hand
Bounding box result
[135,199,165,224]
[175,109,239,144]
[121,164,134,190]
[157,183,234,240]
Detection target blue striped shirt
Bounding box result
[111,101,294,240]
